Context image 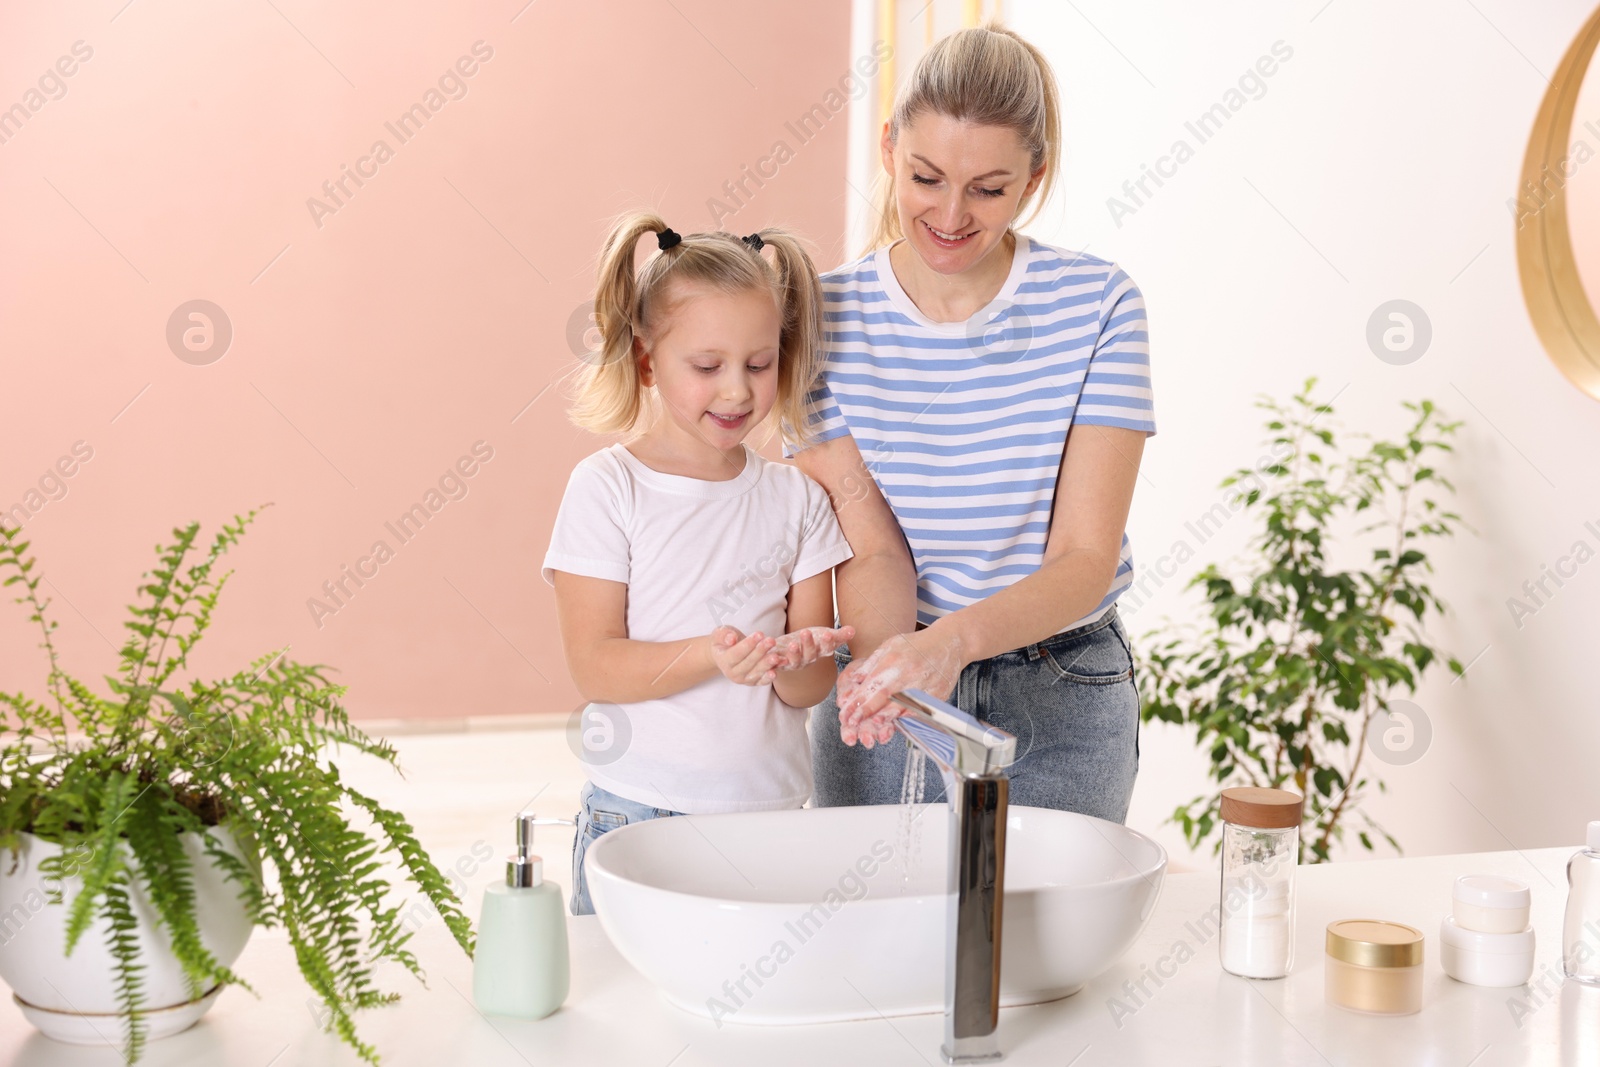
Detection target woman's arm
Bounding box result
[931,424,1146,662]
[770,569,845,708]
[792,434,919,661]
[552,571,781,703]
[838,424,1147,731]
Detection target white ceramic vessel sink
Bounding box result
[586,803,1166,1024]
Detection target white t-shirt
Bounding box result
[541,443,853,813]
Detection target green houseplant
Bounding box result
[0,510,474,1063]
[1136,380,1466,862]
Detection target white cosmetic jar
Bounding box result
[1452,874,1531,933]
[1439,916,1535,987]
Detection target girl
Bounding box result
[544,214,855,916]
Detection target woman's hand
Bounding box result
[836,628,967,747]
[771,625,855,671]
[708,626,782,687]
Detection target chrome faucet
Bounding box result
[889,689,1017,1065]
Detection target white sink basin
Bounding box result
[585,803,1166,1025]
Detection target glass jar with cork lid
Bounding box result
[1218,786,1303,979]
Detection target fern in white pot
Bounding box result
[0,512,474,1063]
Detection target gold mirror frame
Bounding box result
[1518,4,1600,399]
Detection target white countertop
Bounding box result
[1,844,1593,1066]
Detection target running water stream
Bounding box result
[896,739,928,892]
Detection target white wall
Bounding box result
[925,0,1600,868]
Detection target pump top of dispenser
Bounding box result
[1588,820,1600,852]
[507,812,567,889]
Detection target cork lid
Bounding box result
[1220,787,1304,829]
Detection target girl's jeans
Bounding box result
[810,605,1141,821]
[569,780,683,916]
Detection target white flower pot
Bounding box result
[0,826,255,1045]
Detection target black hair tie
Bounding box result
[656,228,681,251]
[741,232,764,253]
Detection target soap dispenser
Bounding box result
[473,812,570,1018]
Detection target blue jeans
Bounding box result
[810,605,1141,822]
[569,780,684,916]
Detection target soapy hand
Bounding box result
[709,626,782,687]
[836,630,966,748]
[836,664,900,749]
[770,625,856,671]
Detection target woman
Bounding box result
[786,24,1154,822]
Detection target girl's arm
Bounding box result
[552,571,780,703]
[769,569,846,709]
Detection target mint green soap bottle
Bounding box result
[473,813,570,1019]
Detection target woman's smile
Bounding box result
[922,220,977,246]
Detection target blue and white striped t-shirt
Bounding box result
[785,233,1155,634]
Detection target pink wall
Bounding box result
[0,1,853,721]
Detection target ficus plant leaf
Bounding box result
[0,510,474,1064]
[1135,380,1466,863]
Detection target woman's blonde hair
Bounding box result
[570,212,826,448]
[867,22,1062,253]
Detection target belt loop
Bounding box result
[1023,642,1041,662]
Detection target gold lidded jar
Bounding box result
[1324,919,1424,1015]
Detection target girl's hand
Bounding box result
[708,626,782,687]
[771,625,856,671]
[836,629,966,748]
